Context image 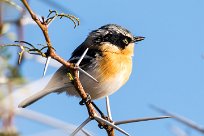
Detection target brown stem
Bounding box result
[106,127,114,136]
[73,70,97,117]
[21,0,52,49]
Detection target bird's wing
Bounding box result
[19,40,99,108]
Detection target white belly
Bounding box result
[79,70,125,99]
[79,57,132,99]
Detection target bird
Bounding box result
[18,24,144,108]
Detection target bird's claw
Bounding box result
[98,123,104,129]
[79,93,92,105]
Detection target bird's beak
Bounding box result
[133,36,145,43]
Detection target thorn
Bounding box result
[79,93,92,105]
[77,67,98,83]
[114,116,171,125]
[76,48,89,66]
[74,47,98,83]
[70,117,92,136]
[94,115,129,136]
[106,96,112,120]
[43,56,51,77]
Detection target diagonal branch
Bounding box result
[19,1,115,135]
[151,105,204,134]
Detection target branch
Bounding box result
[151,105,204,134]
[19,1,115,135]
[114,116,171,125]
[46,10,80,28]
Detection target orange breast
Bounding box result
[96,43,134,85]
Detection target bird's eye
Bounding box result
[123,38,129,45]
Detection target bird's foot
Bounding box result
[79,93,92,105]
[98,116,113,129]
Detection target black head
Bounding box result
[89,24,145,49]
[71,24,144,60]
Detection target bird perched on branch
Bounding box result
[19,24,144,108]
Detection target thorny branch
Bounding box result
[18,0,115,135]
[0,41,49,63]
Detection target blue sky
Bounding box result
[3,0,204,135]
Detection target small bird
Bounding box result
[19,24,144,108]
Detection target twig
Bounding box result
[46,10,80,28]
[15,108,90,134]
[70,117,92,136]
[151,105,204,134]
[114,116,171,125]
[1,43,47,58]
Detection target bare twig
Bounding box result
[151,105,204,134]
[46,10,80,28]
[114,116,171,125]
[1,43,47,59]
[14,108,90,134]
[70,117,92,136]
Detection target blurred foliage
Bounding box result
[0,48,11,60]
[0,1,25,134]
[0,48,26,85]
[1,0,23,12]
[0,131,19,136]
[0,1,26,85]
[0,24,17,41]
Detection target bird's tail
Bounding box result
[18,66,75,108]
[18,89,51,108]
